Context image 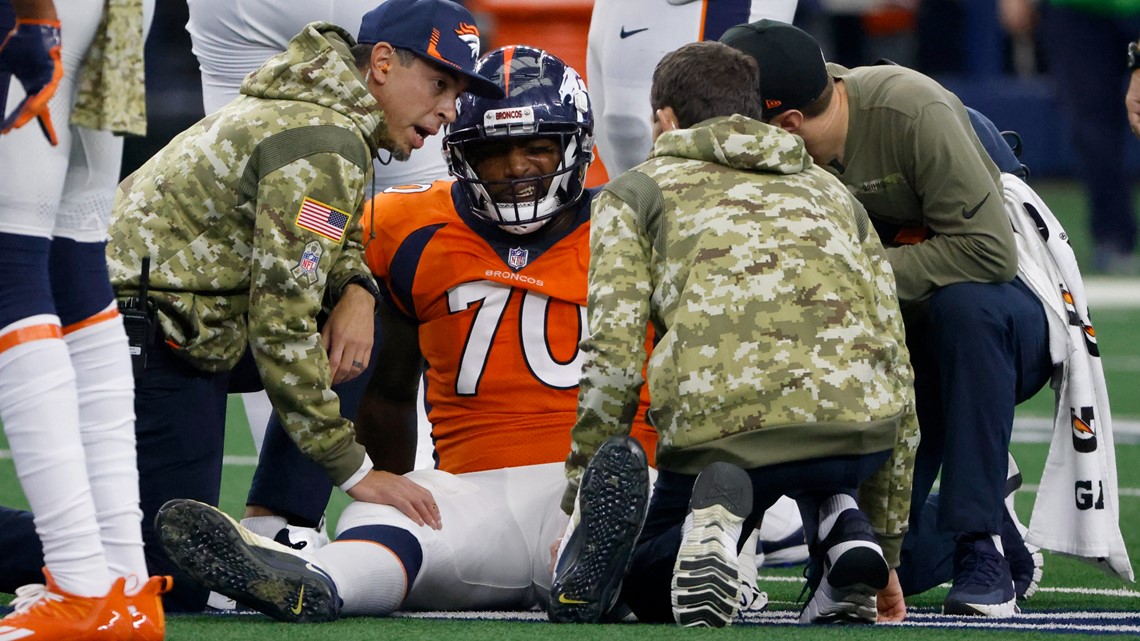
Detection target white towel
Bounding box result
[1001,174,1133,582]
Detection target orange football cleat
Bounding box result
[0,569,132,641]
[125,575,172,641]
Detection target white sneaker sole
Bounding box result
[943,596,1019,618]
[671,463,752,628]
[800,541,888,624]
[672,504,745,628]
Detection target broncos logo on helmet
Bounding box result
[444,45,594,233]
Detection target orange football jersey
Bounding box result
[363,181,656,474]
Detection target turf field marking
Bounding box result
[0,450,264,466]
[390,608,1140,634]
[1084,277,1140,309]
[1035,587,1140,597]
[756,570,1140,597]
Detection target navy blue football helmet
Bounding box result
[445,45,594,232]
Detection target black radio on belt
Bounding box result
[118,256,155,382]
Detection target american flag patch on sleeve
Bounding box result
[295,197,351,242]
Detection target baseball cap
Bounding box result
[357,0,504,99]
[719,20,829,120]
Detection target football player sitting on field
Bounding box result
[151,45,662,621]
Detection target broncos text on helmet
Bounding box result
[445,45,594,234]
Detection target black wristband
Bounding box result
[342,274,381,302]
[1129,41,1140,72]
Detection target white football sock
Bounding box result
[315,541,408,616]
[64,307,148,583]
[240,515,288,539]
[817,494,859,541]
[0,316,112,596]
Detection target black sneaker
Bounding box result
[548,435,650,624]
[671,462,753,627]
[155,498,340,623]
[1002,454,1043,600]
[799,508,889,624]
[943,533,1018,617]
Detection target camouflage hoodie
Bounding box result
[566,115,918,563]
[107,23,384,485]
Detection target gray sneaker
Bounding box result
[155,498,340,623]
[672,462,753,628]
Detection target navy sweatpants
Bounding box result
[905,278,1051,538]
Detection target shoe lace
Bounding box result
[954,540,1007,586]
[796,556,822,606]
[737,531,766,611]
[123,574,144,596]
[739,583,769,611]
[737,559,766,611]
[9,584,62,613]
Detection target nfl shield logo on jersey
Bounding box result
[508,247,529,270]
[291,240,323,284]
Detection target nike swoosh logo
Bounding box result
[963,193,990,219]
[620,26,648,39]
[558,594,588,604]
[290,585,305,615]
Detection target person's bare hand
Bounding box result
[997,0,1036,37]
[548,522,569,576]
[322,284,375,384]
[1127,70,1140,140]
[346,469,442,529]
[877,569,906,622]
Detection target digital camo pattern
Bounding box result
[107,23,384,484]
[858,403,919,565]
[566,115,916,557]
[72,0,148,136]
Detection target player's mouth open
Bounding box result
[496,184,536,203]
[413,126,434,148]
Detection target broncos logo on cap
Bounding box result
[455,23,481,60]
[427,23,481,67]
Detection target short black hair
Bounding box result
[798,77,833,119]
[650,41,763,129]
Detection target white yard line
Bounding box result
[758,575,1140,598]
[1083,277,1140,309]
[390,608,1140,634]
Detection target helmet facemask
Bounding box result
[444,45,594,233]
[448,126,592,234]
